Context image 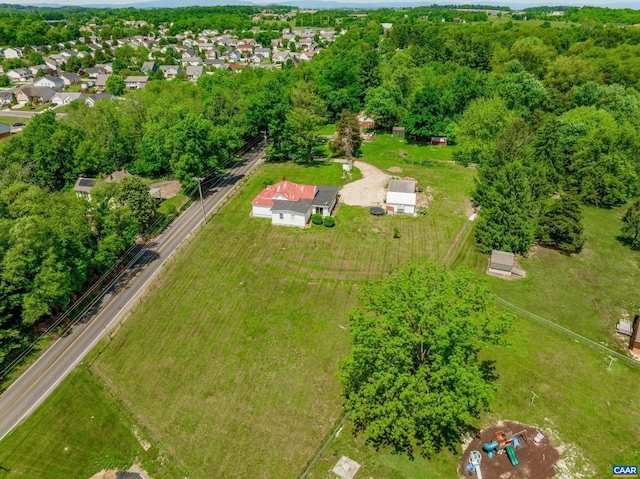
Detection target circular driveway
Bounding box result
[340,161,390,207]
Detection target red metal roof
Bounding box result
[251,179,317,206]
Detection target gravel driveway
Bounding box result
[339,161,390,207]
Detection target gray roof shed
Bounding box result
[490,250,515,273]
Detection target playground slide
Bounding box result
[505,445,519,467]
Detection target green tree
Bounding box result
[340,261,512,459]
[364,84,404,130]
[105,75,126,96]
[116,175,157,230]
[405,86,445,140]
[621,199,640,250]
[329,110,361,161]
[285,107,323,163]
[0,75,10,87]
[475,161,536,255]
[536,194,585,254]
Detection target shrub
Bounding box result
[262,178,274,188]
[393,227,401,239]
[324,216,335,227]
[311,213,323,225]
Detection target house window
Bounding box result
[279,213,284,219]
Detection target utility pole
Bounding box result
[193,177,206,224]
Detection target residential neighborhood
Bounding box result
[0,15,340,113]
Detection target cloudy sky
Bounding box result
[1,0,638,7]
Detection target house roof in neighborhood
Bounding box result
[251,179,316,206]
[105,168,132,182]
[271,198,314,214]
[73,176,96,193]
[388,179,416,193]
[312,186,339,207]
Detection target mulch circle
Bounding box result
[459,421,560,479]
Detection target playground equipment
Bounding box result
[481,431,521,467]
[505,444,519,467]
[468,450,483,479]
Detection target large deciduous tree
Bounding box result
[340,262,512,459]
[105,75,126,96]
[329,110,361,161]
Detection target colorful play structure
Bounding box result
[466,429,537,476]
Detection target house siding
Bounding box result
[386,191,416,214]
[271,211,309,227]
[252,205,272,218]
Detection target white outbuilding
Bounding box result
[386,179,417,214]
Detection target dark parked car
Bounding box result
[12,122,25,127]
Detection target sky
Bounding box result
[1,0,639,8]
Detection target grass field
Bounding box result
[2,133,640,478]
[359,134,458,164]
[0,364,183,478]
[86,158,475,478]
[452,206,640,350]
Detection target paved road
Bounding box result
[0,143,265,441]
[0,110,66,118]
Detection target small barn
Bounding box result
[488,250,521,278]
[392,126,406,138]
[0,123,11,139]
[431,136,447,146]
[386,179,416,214]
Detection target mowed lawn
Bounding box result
[0,365,183,478]
[453,205,640,349]
[90,158,476,478]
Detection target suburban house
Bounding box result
[59,72,82,85]
[0,90,15,107]
[7,68,31,82]
[141,61,158,73]
[16,86,56,104]
[385,178,416,214]
[159,65,181,79]
[251,178,339,227]
[86,92,116,107]
[488,250,526,278]
[83,67,107,79]
[123,76,150,90]
[4,47,23,59]
[186,65,204,81]
[73,168,132,201]
[96,74,111,91]
[34,75,65,90]
[51,91,86,106]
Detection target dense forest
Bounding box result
[2,5,640,374]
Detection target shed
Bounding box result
[0,123,11,138]
[431,136,447,146]
[489,250,515,275]
[386,178,417,214]
[392,126,406,138]
[617,319,634,337]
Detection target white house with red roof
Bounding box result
[251,178,339,227]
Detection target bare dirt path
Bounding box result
[338,161,390,207]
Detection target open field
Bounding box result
[3,132,639,479]
[360,133,459,164]
[87,158,475,478]
[452,206,640,350]
[0,364,183,478]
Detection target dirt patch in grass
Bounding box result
[459,421,560,479]
[89,464,152,479]
[388,166,403,173]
